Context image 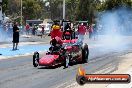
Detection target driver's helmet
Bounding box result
[52,25,60,30]
[64,31,71,40]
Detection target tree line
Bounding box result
[2,0,132,24]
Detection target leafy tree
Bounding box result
[23,0,42,19]
[2,0,8,13]
[65,0,79,21]
[7,0,21,16]
[76,0,97,23]
[102,0,132,10]
[48,0,62,20]
[36,0,45,19]
[4,0,44,23]
[43,0,79,20]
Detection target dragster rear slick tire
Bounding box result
[33,52,39,67]
[82,44,89,63]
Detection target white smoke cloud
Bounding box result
[0,26,11,42]
[96,6,132,50]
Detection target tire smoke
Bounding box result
[96,6,132,50]
[0,26,12,42]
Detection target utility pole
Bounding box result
[20,0,22,25]
[62,0,65,31]
[0,0,2,55]
[63,0,65,20]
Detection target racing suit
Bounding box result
[50,25,63,39]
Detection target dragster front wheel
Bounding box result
[33,52,39,67]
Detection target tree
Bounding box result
[2,0,8,13]
[43,0,79,20]
[102,0,132,10]
[76,0,98,23]
[65,0,79,21]
[48,0,62,20]
[36,0,45,19]
[7,0,21,16]
[3,0,44,23]
[22,0,43,24]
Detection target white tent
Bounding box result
[43,19,53,24]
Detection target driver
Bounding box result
[49,36,63,51]
[50,22,63,39]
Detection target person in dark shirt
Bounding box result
[12,22,19,50]
[41,26,45,38]
[64,23,71,31]
[63,23,72,39]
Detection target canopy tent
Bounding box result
[43,19,53,24]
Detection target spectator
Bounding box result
[88,24,93,39]
[63,28,73,40]
[12,22,19,50]
[25,24,30,35]
[64,23,71,31]
[32,25,37,35]
[41,26,45,38]
[63,23,72,39]
[77,23,87,43]
[92,24,98,40]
